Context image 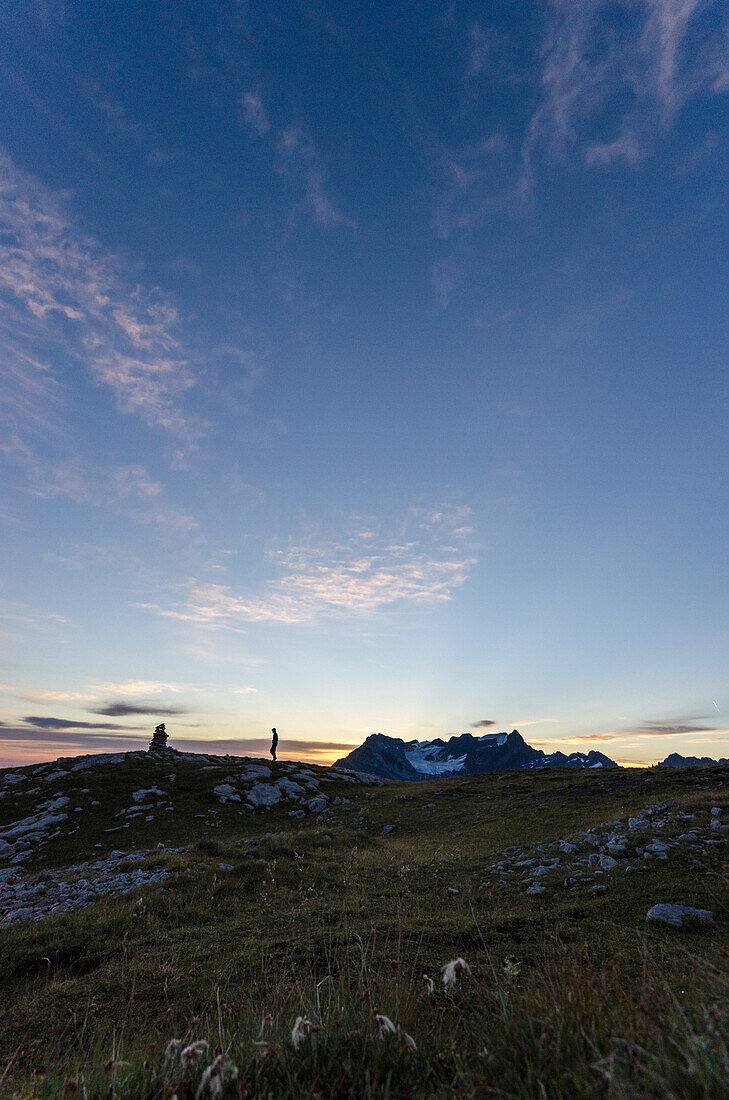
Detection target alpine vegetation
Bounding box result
[1,749,727,1097]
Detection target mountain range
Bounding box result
[657,752,729,767]
[334,730,618,781]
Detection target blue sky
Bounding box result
[1,0,728,766]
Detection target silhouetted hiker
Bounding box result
[270,727,278,762]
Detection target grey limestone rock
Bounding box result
[646,903,714,928]
[247,784,281,809]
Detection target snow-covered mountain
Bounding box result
[334,730,618,781]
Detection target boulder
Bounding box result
[247,784,281,809]
[306,796,328,814]
[646,904,714,928]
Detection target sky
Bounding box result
[1,0,728,768]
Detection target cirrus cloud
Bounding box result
[0,151,205,442]
[140,508,477,626]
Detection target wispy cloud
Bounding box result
[22,715,138,731]
[0,597,70,646]
[25,458,199,534]
[141,507,477,626]
[238,91,354,230]
[89,702,190,717]
[0,151,204,440]
[99,680,188,696]
[15,680,191,705]
[471,719,496,729]
[621,716,718,737]
[525,0,729,173]
[429,134,512,243]
[426,1,728,305]
[532,734,619,744]
[278,125,356,228]
[240,90,270,136]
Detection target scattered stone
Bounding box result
[276,777,306,799]
[531,865,553,877]
[245,765,272,781]
[646,904,714,928]
[132,787,166,802]
[214,784,241,804]
[381,825,394,835]
[1,848,177,923]
[0,796,70,863]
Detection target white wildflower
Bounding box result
[291,1016,319,1051]
[398,1025,417,1052]
[181,1040,209,1067]
[195,1054,238,1099]
[373,1013,397,1039]
[423,974,435,995]
[441,957,471,989]
[165,1039,183,1062]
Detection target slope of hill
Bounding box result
[0,749,727,1099]
[335,729,617,780]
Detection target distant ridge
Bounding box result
[334,729,618,780]
[657,752,729,767]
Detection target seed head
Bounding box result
[398,1025,417,1052]
[373,1013,397,1039]
[165,1039,183,1062]
[291,1016,320,1050]
[195,1054,238,1099]
[181,1040,209,1067]
[441,957,471,989]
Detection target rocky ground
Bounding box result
[0,749,382,923]
[485,800,727,902]
[0,847,173,923]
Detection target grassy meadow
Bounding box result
[0,754,727,1098]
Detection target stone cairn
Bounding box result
[148,722,170,754]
